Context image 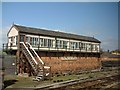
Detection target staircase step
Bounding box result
[21,42,49,78]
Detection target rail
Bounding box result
[20,42,38,65]
[26,42,44,65]
[36,74,119,89]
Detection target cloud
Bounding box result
[40,27,68,33]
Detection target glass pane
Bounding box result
[20,35,24,42]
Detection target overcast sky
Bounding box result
[1,2,119,51]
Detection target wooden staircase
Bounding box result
[20,42,50,80]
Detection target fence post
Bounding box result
[2,44,4,51]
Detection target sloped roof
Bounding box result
[13,24,101,43]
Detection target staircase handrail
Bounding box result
[26,42,44,65]
[20,42,38,65]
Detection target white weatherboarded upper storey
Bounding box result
[8,27,18,37]
[7,24,100,52]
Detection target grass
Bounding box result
[3,68,119,89]
[52,74,78,81]
[4,74,78,88]
[0,51,7,55]
[4,75,40,88]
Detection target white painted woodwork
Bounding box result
[7,26,100,53]
[8,27,18,37]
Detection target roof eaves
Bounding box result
[14,24,101,43]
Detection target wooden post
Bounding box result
[42,64,45,80]
[24,35,26,44]
[91,43,92,53]
[38,35,40,52]
[49,66,51,81]
[17,32,20,74]
[6,43,8,52]
[98,53,102,71]
[2,44,4,51]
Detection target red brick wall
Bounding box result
[38,52,101,74]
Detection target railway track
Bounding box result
[35,74,119,90]
[69,74,119,89]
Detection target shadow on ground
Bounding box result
[4,80,18,88]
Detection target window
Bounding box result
[30,37,32,45]
[34,37,39,46]
[35,38,39,45]
[81,43,86,50]
[70,42,79,49]
[63,41,67,49]
[48,39,50,47]
[32,37,34,45]
[9,37,14,46]
[34,38,36,45]
[40,38,53,48]
[56,40,59,48]
[11,37,13,42]
[97,45,100,51]
[79,42,81,49]
[56,40,60,48]
[70,42,75,49]
[56,40,67,49]
[48,39,53,48]
[95,44,99,51]
[93,44,96,51]
[16,36,18,45]
[92,44,99,51]
[60,40,63,48]
[11,36,15,43]
[91,44,93,51]
[40,38,44,47]
[86,43,91,51]
[75,42,79,49]
[26,36,29,42]
[44,39,48,47]
[70,42,72,49]
[13,36,15,43]
[20,35,24,42]
[81,43,83,49]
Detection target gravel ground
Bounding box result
[1,55,16,89]
[0,55,4,90]
[3,55,16,75]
